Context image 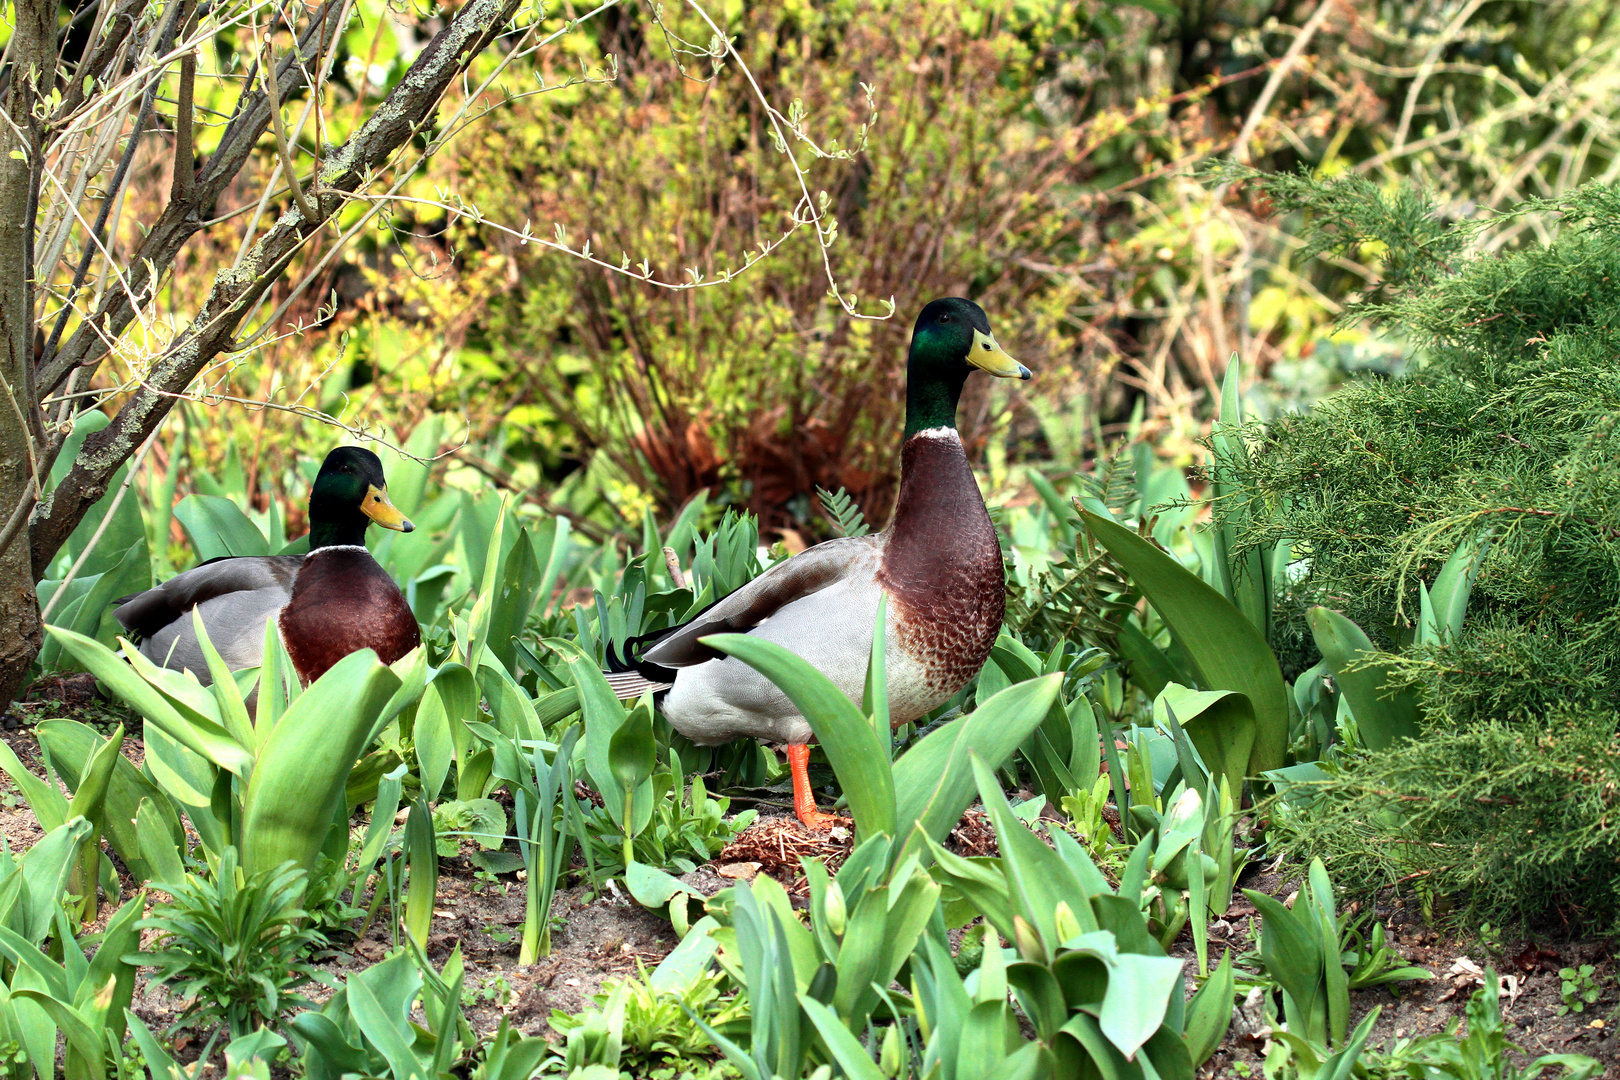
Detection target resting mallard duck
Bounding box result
[607,297,1032,828]
[114,446,421,690]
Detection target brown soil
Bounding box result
[3,699,1616,1077]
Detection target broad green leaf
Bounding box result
[404,798,438,948]
[892,674,1061,865]
[1117,619,1184,699]
[862,596,890,738]
[1153,684,1255,802]
[624,862,692,909]
[798,997,887,1080]
[1082,510,1288,774]
[704,633,897,842]
[137,798,186,887]
[484,527,541,672]
[1209,354,1271,638]
[0,735,68,831]
[189,609,254,750]
[240,649,400,877]
[1097,951,1184,1062]
[1307,607,1420,750]
[476,658,543,742]
[15,820,92,943]
[971,754,1084,961]
[650,918,719,994]
[1424,528,1494,644]
[1246,888,1330,1047]
[1183,950,1234,1066]
[548,638,652,834]
[608,696,657,797]
[41,718,183,887]
[174,494,269,560]
[414,673,458,803]
[37,538,148,669]
[347,965,432,1080]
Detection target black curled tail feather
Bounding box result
[604,630,680,684]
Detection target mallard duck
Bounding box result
[607,297,1031,828]
[114,446,421,691]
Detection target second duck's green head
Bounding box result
[905,297,1030,438]
[308,446,415,550]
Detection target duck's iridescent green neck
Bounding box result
[903,345,968,438]
[308,517,369,550]
[307,472,370,550]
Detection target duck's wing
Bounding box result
[628,535,883,674]
[114,556,303,640]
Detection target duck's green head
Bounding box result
[904,297,1030,437]
[308,446,414,549]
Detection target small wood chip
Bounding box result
[716,861,762,880]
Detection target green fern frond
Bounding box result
[817,486,871,538]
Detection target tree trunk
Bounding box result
[0,0,58,708]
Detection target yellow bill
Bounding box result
[362,485,414,532]
[969,329,1032,380]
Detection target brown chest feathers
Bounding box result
[279,547,421,685]
[878,430,1006,694]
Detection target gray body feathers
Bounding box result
[114,556,301,684]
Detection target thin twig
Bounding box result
[261,29,318,222]
[1231,0,1336,165]
[170,1,198,203]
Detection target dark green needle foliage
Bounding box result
[138,848,328,1038]
[1214,173,1620,929]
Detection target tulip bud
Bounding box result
[880,1023,903,1076]
[1054,901,1083,944]
[823,880,847,937]
[1013,914,1044,963]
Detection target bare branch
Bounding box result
[30,0,536,575]
[34,0,350,403]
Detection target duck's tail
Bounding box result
[602,633,678,701]
[602,670,674,701]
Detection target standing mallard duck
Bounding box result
[114,446,421,689]
[607,297,1031,828]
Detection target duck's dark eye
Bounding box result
[939,314,951,322]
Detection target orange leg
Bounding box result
[787,744,844,831]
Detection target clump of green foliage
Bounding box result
[1219,171,1620,929]
[140,850,329,1038]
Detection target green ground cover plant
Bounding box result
[5,408,1594,1078]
